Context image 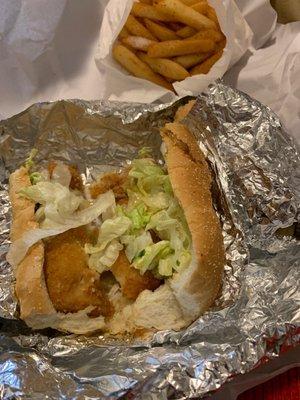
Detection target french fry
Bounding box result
[139,0,153,4]
[188,29,224,42]
[122,36,157,52]
[118,26,130,39]
[215,38,226,52]
[148,38,215,57]
[168,22,185,31]
[131,3,176,22]
[176,26,196,38]
[191,2,209,14]
[154,0,217,30]
[174,52,211,68]
[125,15,156,40]
[206,6,219,25]
[190,49,223,75]
[138,52,190,80]
[165,76,176,82]
[179,0,199,5]
[144,18,179,40]
[113,44,173,90]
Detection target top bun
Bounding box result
[161,121,225,320]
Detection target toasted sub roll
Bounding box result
[161,122,225,318]
[9,167,106,334]
[8,105,225,335]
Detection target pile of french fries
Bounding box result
[113,0,226,91]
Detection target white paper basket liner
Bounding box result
[96,0,253,102]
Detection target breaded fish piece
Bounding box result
[90,171,128,202]
[111,251,161,301]
[91,171,161,299]
[174,99,196,122]
[48,162,83,192]
[44,227,113,317]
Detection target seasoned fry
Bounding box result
[154,0,217,30]
[165,77,176,83]
[122,36,157,51]
[167,22,184,31]
[191,2,209,14]
[125,15,156,40]
[215,38,226,52]
[190,49,223,75]
[113,44,173,90]
[188,29,224,42]
[174,52,211,68]
[131,3,176,22]
[118,26,130,39]
[176,25,196,38]
[113,0,224,83]
[111,251,161,301]
[148,38,215,57]
[138,52,190,80]
[206,6,219,24]
[179,0,199,5]
[144,18,179,40]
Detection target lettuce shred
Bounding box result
[85,157,191,278]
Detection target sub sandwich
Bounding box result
[7,103,225,335]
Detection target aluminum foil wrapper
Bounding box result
[0,81,299,399]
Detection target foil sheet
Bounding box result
[0,81,299,399]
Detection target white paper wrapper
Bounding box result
[0,0,105,120]
[225,21,300,145]
[95,0,253,103]
[235,0,277,48]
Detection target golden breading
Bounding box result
[111,251,161,301]
[48,162,83,192]
[44,227,113,318]
[89,171,128,202]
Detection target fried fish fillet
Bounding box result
[92,172,162,300]
[111,251,161,301]
[89,171,128,202]
[45,167,160,314]
[44,227,113,318]
[45,164,114,316]
[48,162,83,192]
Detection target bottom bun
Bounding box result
[108,284,188,334]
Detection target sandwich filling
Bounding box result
[86,154,192,279]
[8,150,192,318]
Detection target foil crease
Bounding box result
[0,81,299,399]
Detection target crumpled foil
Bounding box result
[0,81,299,399]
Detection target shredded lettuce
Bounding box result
[87,239,123,274]
[85,157,192,278]
[25,149,40,184]
[29,172,42,185]
[84,215,131,271]
[85,216,131,253]
[20,181,84,228]
[24,148,38,170]
[51,162,72,187]
[138,147,152,158]
[133,241,173,275]
[96,216,131,250]
[117,202,151,232]
[176,250,192,270]
[158,258,173,277]
[122,231,153,262]
[7,190,115,267]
